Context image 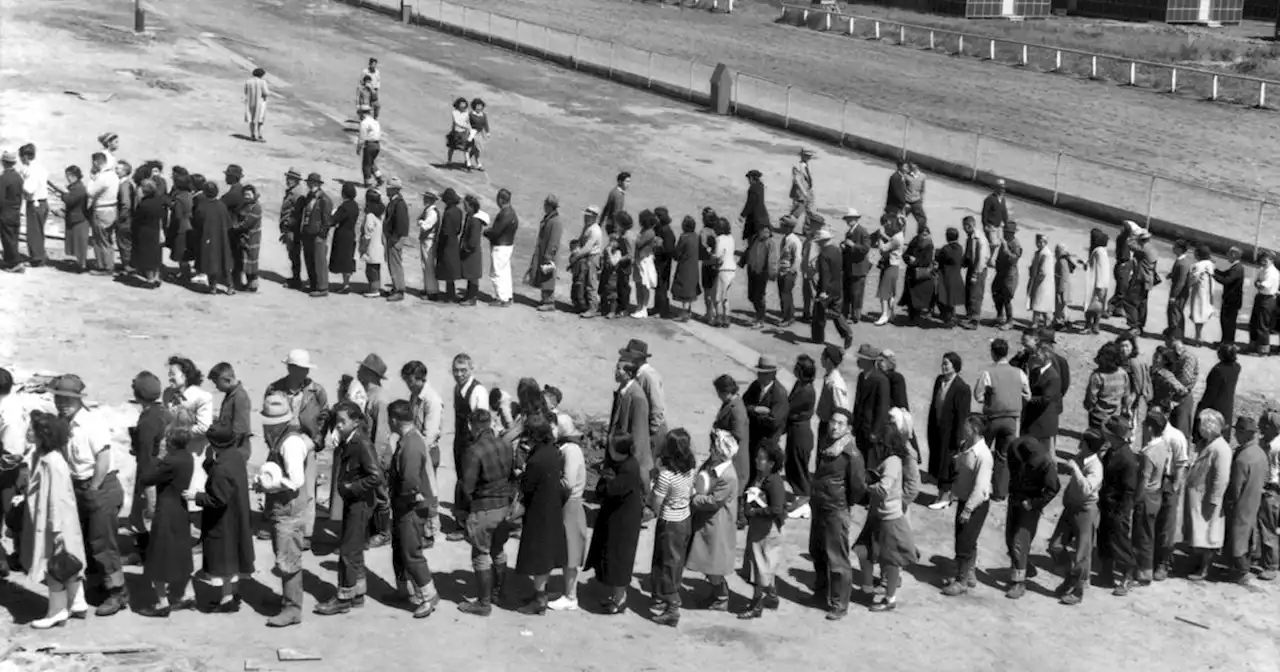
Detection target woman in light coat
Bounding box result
[1026,234,1054,325]
[1084,228,1111,334]
[1187,244,1216,344]
[1183,408,1233,581]
[686,428,740,611]
[20,411,89,629]
[359,189,386,298]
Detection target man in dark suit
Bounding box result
[813,226,853,350]
[884,160,909,217]
[1213,246,1245,345]
[742,355,790,525]
[298,172,334,297]
[840,208,871,322]
[740,169,769,242]
[980,179,1009,232]
[851,344,890,459]
[609,358,652,491]
[1165,240,1192,340]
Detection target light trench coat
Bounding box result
[686,462,739,576]
[22,451,87,585]
[360,211,384,264]
[1183,436,1232,549]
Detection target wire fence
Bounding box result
[359,0,1279,253]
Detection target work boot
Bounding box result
[941,576,970,597]
[1153,564,1170,582]
[516,590,548,616]
[267,573,304,628]
[365,533,390,550]
[652,603,680,627]
[313,598,352,616]
[458,570,493,617]
[736,594,765,620]
[1005,582,1026,600]
[704,581,729,611]
[95,586,130,617]
[491,565,508,606]
[763,586,780,610]
[413,590,440,619]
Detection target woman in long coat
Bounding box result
[131,179,167,286]
[899,225,935,323]
[991,224,1022,327]
[785,355,817,508]
[514,415,568,614]
[1020,351,1062,444]
[435,188,463,299]
[1195,344,1241,437]
[328,183,359,290]
[194,181,235,294]
[1183,409,1233,581]
[193,421,255,611]
[1026,234,1054,325]
[360,190,386,296]
[584,432,644,614]
[460,195,485,301]
[1188,245,1217,344]
[926,352,971,507]
[1053,244,1078,329]
[237,186,264,292]
[166,171,194,279]
[21,412,89,629]
[136,427,196,617]
[670,215,701,318]
[934,228,965,325]
[687,429,740,610]
[528,198,563,306]
[712,374,749,503]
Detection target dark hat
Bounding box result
[357,353,388,379]
[745,169,762,179]
[753,355,778,373]
[206,418,238,449]
[618,339,651,360]
[131,371,163,403]
[1005,220,1018,234]
[284,168,302,180]
[855,344,881,361]
[778,215,798,230]
[305,172,323,185]
[51,374,87,399]
[1234,415,1258,433]
[822,344,844,366]
[441,187,460,205]
[224,164,244,179]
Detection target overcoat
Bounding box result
[528,209,563,291]
[139,446,196,583]
[461,213,485,281]
[1183,436,1232,549]
[934,241,964,308]
[686,462,739,576]
[583,453,643,586]
[22,451,86,586]
[1225,441,1269,558]
[515,439,569,574]
[195,448,255,578]
[926,375,972,484]
[435,204,464,281]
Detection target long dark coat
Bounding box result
[1225,442,1268,558]
[528,209,563,290]
[329,199,359,274]
[138,447,195,584]
[992,238,1022,304]
[900,232,936,311]
[584,453,644,587]
[166,189,193,262]
[926,375,972,484]
[461,214,485,281]
[195,448,255,578]
[515,439,568,574]
[1195,362,1241,431]
[435,204,464,281]
[740,180,770,242]
[671,231,702,302]
[785,381,815,488]
[195,198,235,279]
[934,241,965,308]
[132,192,167,273]
[1021,364,1062,441]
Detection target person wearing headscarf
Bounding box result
[1053,243,1079,330]
[686,427,741,612]
[934,227,965,328]
[899,223,936,325]
[435,188,463,302]
[855,424,919,612]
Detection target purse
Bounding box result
[48,548,83,584]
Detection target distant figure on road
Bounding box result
[356,106,383,188]
[360,57,381,119]
[467,98,490,173]
[243,68,270,143]
[886,161,926,227]
[789,148,814,220]
[981,179,1008,232]
[446,97,473,169]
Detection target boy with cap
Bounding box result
[127,371,170,562]
[256,393,311,627]
[298,172,334,297]
[387,399,442,617]
[314,401,381,616]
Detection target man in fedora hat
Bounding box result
[813,225,853,350]
[298,172,334,297]
[776,214,801,327]
[256,393,311,627]
[383,177,410,302]
[263,350,329,547]
[356,105,383,188]
[840,208,871,323]
[609,358,652,486]
[619,340,667,488]
[52,374,130,616]
[355,354,394,548]
[279,168,306,288]
[0,150,24,271]
[851,345,890,460]
[417,189,443,301]
[1225,414,1268,585]
[790,148,815,220]
[742,355,790,525]
[570,205,604,316]
[740,169,769,243]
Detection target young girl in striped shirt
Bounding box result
[648,429,696,627]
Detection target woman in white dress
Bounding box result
[711,217,737,328]
[359,189,386,298]
[445,97,472,168]
[1084,228,1111,334]
[1188,244,1217,344]
[1026,234,1054,326]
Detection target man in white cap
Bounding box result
[0,150,23,271]
[790,148,815,220]
[571,205,603,316]
[256,393,311,627]
[356,106,382,188]
[263,350,330,549]
[840,208,871,323]
[383,177,410,302]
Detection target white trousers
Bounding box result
[490,244,513,301]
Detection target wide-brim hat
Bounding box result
[842,207,861,221]
[386,176,403,190]
[0,150,15,164]
[1234,415,1258,433]
[305,172,324,185]
[51,374,87,399]
[856,344,882,361]
[260,394,294,426]
[98,132,118,146]
[282,349,315,369]
[583,205,600,216]
[619,339,650,359]
[754,355,778,373]
[799,148,816,158]
[357,353,388,379]
[285,168,302,180]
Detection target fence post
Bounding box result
[1211,75,1219,100]
[1255,201,1266,256]
[825,12,831,31]
[1054,50,1061,71]
[486,12,492,41]
[1128,62,1136,86]
[874,21,881,40]
[802,9,808,21]
[988,39,995,61]
[1144,175,1157,227]
[958,34,964,55]
[971,133,981,181]
[840,98,848,145]
[847,17,854,35]
[733,71,740,113]
[1260,82,1268,108]
[574,33,581,69]
[608,42,615,79]
[1020,44,1027,66]
[1171,68,1177,93]
[688,60,696,100]
[646,51,653,88]
[901,116,910,159]
[899,25,905,44]
[514,21,522,53]
[785,85,792,129]
[461,7,468,36]
[929,31,935,50]
[1052,151,1063,206]
[1090,55,1097,78]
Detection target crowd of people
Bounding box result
[0,321,1276,631]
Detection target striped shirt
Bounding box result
[653,467,695,522]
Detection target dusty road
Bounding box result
[1,0,1278,670]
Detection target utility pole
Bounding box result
[135,0,146,33]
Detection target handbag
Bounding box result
[48,548,83,584]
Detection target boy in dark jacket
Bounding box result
[739,223,777,329]
[1099,416,1141,595]
[128,371,170,560]
[1005,435,1060,599]
[388,400,441,618]
[314,401,382,616]
[808,409,868,621]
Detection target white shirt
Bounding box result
[67,408,114,480]
[87,169,120,208]
[418,206,440,240]
[276,434,309,493]
[358,117,383,146]
[411,385,444,449]
[1268,435,1280,487]
[1162,423,1190,478]
[1256,264,1280,296]
[19,161,49,202]
[164,385,214,434]
[0,395,33,464]
[101,150,117,172]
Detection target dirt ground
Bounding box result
[1,0,1279,670]
[434,0,1280,203]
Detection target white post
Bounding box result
[848,17,854,34]
[825,12,831,31]
[874,21,881,39]
[929,31,935,49]
[841,98,848,142]
[1052,151,1063,206]
[1170,67,1177,93]
[1054,50,1061,71]
[1145,176,1157,227]
[1260,82,1268,108]
[785,85,792,129]
[988,39,995,61]
[1129,62,1136,86]
[1020,44,1027,66]
[1090,55,1097,78]
[802,8,808,21]
[971,133,981,181]
[899,25,905,44]
[688,60,695,100]
[958,34,964,55]
[1211,75,1219,100]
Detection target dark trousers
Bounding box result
[1123,286,1149,333]
[392,508,433,587]
[900,200,927,227]
[1250,295,1276,349]
[1098,503,1135,579]
[777,272,796,322]
[1132,490,1161,580]
[116,212,133,268]
[26,200,47,263]
[74,473,125,590]
[984,416,1018,500]
[809,507,852,611]
[954,500,990,566]
[654,261,672,318]
[386,236,407,292]
[1166,298,1187,340]
[338,498,372,598]
[365,262,381,290]
[286,237,303,281]
[965,270,987,320]
[0,216,19,266]
[784,431,812,498]
[1005,503,1043,579]
[1154,481,1180,570]
[747,271,769,322]
[0,465,26,572]
[1170,399,1194,445]
[801,277,814,318]
[650,517,691,603]
[1258,489,1280,571]
[1048,504,1097,596]
[361,141,381,184]
[843,274,867,321]
[1220,303,1241,345]
[614,265,631,314]
[301,232,329,291]
[811,297,851,345]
